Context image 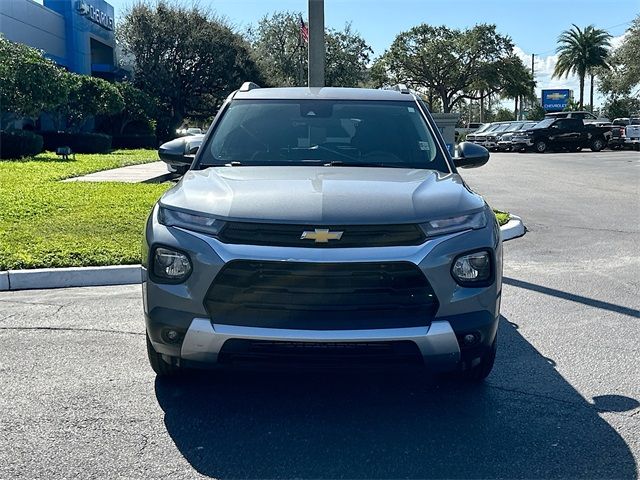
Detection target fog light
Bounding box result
[162,329,183,344]
[463,334,477,345]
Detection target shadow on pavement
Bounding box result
[503,277,640,319]
[155,316,638,479]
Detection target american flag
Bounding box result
[300,15,309,44]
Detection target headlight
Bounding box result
[420,211,487,236]
[152,247,192,282]
[158,206,225,236]
[452,250,492,286]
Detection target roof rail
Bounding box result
[381,84,410,94]
[239,82,261,92]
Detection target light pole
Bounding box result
[308,0,325,87]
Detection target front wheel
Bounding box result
[534,140,547,153]
[590,138,605,152]
[146,333,183,376]
[167,164,189,175]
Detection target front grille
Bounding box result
[205,261,438,330]
[217,222,425,248]
[218,339,423,367]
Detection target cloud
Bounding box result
[512,33,626,107]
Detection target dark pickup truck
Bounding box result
[511,117,611,153]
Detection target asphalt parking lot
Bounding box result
[1,150,638,479]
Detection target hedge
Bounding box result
[112,134,158,150]
[38,131,112,154]
[0,130,44,159]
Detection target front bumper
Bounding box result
[143,206,502,372]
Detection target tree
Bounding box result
[248,12,306,86]
[370,24,515,113]
[0,37,68,119]
[64,74,124,131]
[526,102,546,121]
[118,1,263,140]
[598,15,640,97]
[249,12,372,88]
[553,24,611,110]
[601,96,640,119]
[499,56,536,119]
[324,24,373,87]
[494,108,515,122]
[110,82,157,134]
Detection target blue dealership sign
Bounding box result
[542,89,572,112]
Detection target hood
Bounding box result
[159,166,485,224]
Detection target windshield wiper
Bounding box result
[323,161,391,168]
[224,161,243,166]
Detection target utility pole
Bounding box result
[531,53,536,97]
[308,0,325,87]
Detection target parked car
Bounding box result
[143,83,503,381]
[471,122,512,151]
[511,117,611,153]
[608,118,640,150]
[464,123,492,143]
[497,122,538,151]
[455,122,484,142]
[545,111,610,124]
[158,134,203,174]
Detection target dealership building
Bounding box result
[0,0,123,79]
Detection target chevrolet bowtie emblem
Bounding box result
[300,229,344,243]
[547,93,567,100]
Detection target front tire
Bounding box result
[590,138,605,152]
[146,333,182,376]
[167,164,189,175]
[534,140,547,153]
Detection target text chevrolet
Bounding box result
[143,84,503,381]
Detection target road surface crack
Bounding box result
[0,326,143,336]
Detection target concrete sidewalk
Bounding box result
[64,161,171,183]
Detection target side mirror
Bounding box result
[454,141,490,169]
[158,136,202,164]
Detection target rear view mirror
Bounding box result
[454,142,490,169]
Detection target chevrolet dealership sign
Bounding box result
[542,89,573,112]
[76,0,114,30]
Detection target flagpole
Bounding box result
[308,0,325,87]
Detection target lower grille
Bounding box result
[205,261,438,330]
[218,339,423,367]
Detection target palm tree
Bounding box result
[553,24,611,110]
[500,56,536,119]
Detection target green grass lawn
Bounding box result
[494,210,510,227]
[0,150,170,270]
[0,150,511,270]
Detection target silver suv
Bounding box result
[143,84,503,381]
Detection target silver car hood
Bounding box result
[159,166,485,224]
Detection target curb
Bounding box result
[1,215,526,292]
[0,265,141,292]
[501,214,526,241]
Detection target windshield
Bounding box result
[493,123,511,133]
[474,123,492,133]
[532,119,554,129]
[505,122,525,132]
[198,99,449,172]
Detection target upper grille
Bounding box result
[205,261,438,330]
[217,222,426,248]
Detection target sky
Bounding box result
[105,0,639,105]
